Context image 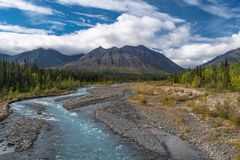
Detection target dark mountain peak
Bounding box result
[107,47,119,52]
[65,45,183,74]
[96,46,104,50]
[120,45,154,54]
[135,45,148,49]
[30,48,60,54]
[2,48,84,68]
[89,46,106,54]
[120,45,147,50]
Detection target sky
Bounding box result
[0,0,240,67]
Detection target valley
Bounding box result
[0,84,208,160]
[1,46,240,160]
[1,82,240,159]
[1,0,240,159]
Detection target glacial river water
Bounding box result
[9,88,157,160]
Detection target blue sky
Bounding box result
[0,0,240,67]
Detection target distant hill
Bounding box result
[0,48,84,68]
[64,45,183,74]
[0,53,10,60]
[203,48,240,67]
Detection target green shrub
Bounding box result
[140,97,147,105]
[161,96,176,106]
[237,97,240,106]
[229,113,240,127]
[211,101,234,119]
[191,105,210,116]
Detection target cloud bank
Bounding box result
[0,0,53,15]
[0,23,52,34]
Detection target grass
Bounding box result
[180,127,190,134]
[189,100,240,127]
[174,114,185,125]
[234,155,240,160]
[229,138,240,158]
[0,103,8,121]
[130,94,148,105]
[160,96,176,106]
[238,97,240,106]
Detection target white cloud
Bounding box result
[0,14,182,55]
[166,32,240,67]
[73,12,109,21]
[57,0,183,23]
[66,20,95,27]
[0,0,53,15]
[0,23,52,34]
[183,0,240,19]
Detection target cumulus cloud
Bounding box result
[166,32,240,67]
[0,14,183,55]
[0,0,53,15]
[0,23,52,34]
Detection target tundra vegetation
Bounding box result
[129,81,240,159]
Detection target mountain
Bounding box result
[0,53,10,60]
[64,45,183,74]
[1,48,84,68]
[203,48,240,67]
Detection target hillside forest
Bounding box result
[169,60,240,91]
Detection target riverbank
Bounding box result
[0,88,76,121]
[128,82,240,160]
[0,87,79,159]
[62,83,240,159]
[61,84,209,159]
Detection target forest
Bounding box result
[0,60,163,98]
[169,60,240,91]
[1,59,240,99]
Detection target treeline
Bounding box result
[0,60,164,97]
[169,60,240,91]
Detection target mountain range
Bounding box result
[64,45,183,74]
[0,48,84,68]
[1,45,240,75]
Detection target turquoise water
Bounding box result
[10,88,156,160]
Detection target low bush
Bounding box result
[161,96,176,106]
[229,113,240,127]
[191,104,210,116]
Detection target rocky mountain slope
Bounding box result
[0,48,83,68]
[64,45,183,74]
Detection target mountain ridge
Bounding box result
[0,48,84,68]
[64,45,183,74]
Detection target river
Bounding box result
[8,88,158,160]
